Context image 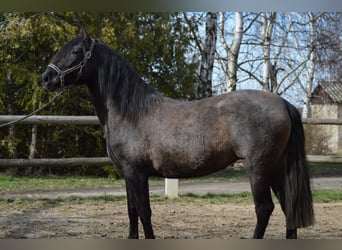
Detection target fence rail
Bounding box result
[302,118,342,125]
[1,115,342,125]
[0,155,341,168]
[0,115,100,125]
[0,157,112,168]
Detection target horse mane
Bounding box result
[95,41,164,124]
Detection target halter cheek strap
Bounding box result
[48,38,96,89]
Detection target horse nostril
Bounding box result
[42,72,49,84]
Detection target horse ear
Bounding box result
[80,27,91,46]
[80,27,90,40]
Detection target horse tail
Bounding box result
[283,100,314,229]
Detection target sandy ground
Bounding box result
[0,197,341,239]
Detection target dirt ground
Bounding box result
[0,198,341,239]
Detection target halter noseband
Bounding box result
[48,38,96,89]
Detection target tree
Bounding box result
[261,12,276,91]
[198,12,217,98]
[315,12,342,81]
[217,12,244,92]
[0,12,199,175]
[100,12,198,100]
[302,12,318,118]
[0,12,86,174]
[183,12,217,99]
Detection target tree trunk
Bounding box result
[302,12,317,119]
[261,12,276,91]
[227,12,243,91]
[6,73,18,160]
[24,124,38,175]
[8,125,17,159]
[6,74,18,175]
[198,12,217,99]
[29,124,38,159]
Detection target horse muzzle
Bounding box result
[41,68,61,92]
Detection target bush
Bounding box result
[304,124,331,155]
[102,164,123,179]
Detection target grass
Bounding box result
[0,175,125,193]
[179,190,342,204]
[0,190,341,206]
[312,190,342,203]
[310,163,342,177]
[0,162,340,193]
[0,168,247,193]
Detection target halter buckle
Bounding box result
[85,51,92,59]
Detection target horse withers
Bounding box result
[41,28,314,239]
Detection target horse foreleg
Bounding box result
[126,185,139,239]
[125,174,155,239]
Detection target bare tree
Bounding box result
[302,12,317,118]
[217,12,244,92]
[315,12,342,81]
[183,12,217,98]
[261,12,276,90]
[183,12,340,110]
[198,12,217,98]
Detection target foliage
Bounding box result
[0,12,199,176]
[98,12,198,100]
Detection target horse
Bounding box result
[41,28,314,239]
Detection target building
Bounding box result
[310,81,342,154]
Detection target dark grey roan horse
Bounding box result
[41,29,314,239]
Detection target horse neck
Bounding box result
[85,50,163,126]
[86,77,111,126]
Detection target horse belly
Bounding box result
[151,144,238,178]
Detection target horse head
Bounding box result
[41,28,95,92]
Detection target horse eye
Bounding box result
[72,47,81,55]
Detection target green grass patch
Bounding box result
[309,163,342,177]
[312,190,342,203]
[0,175,125,193]
[0,162,340,193]
[0,190,341,207]
[179,189,342,204]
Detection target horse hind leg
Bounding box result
[248,167,275,239]
[271,181,297,239]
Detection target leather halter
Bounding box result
[47,39,96,88]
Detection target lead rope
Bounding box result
[0,89,64,128]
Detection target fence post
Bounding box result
[165,178,179,198]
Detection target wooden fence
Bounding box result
[0,115,341,167]
[1,115,342,125]
[1,115,341,198]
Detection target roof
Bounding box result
[311,81,342,104]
